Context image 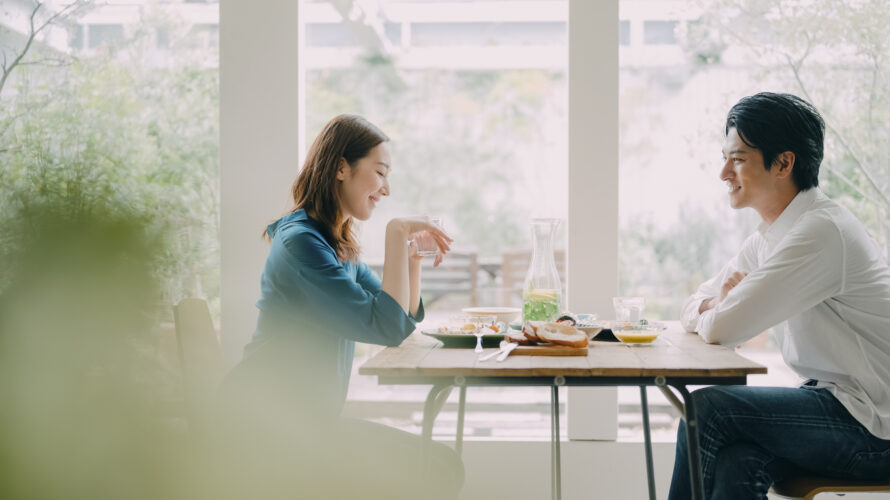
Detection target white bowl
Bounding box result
[461,307,522,325]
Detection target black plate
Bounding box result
[421,330,505,348]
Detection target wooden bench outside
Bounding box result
[367,251,479,308]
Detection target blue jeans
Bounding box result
[668,384,890,500]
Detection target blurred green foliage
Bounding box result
[0,5,219,319]
[0,205,197,499]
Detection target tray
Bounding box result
[511,345,588,356]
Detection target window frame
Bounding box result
[219,0,621,439]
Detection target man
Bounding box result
[669,92,890,500]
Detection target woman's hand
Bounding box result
[408,239,444,267]
[382,216,452,313]
[388,216,452,259]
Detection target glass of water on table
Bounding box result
[411,217,443,257]
[613,296,645,323]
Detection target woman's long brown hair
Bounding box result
[265,114,388,262]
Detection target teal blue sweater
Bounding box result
[240,209,422,416]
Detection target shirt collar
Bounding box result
[757,188,822,249]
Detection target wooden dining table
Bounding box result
[359,321,767,500]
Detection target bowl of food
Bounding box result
[575,313,603,339]
[462,307,521,325]
[612,324,662,346]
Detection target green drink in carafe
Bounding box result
[523,288,560,322]
[521,218,563,322]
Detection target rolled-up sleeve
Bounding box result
[696,215,844,346]
[356,261,425,323]
[275,232,418,347]
[680,234,759,332]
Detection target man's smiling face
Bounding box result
[720,127,778,212]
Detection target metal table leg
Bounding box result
[675,385,705,500]
[551,385,562,500]
[455,385,467,458]
[421,383,454,475]
[421,383,454,440]
[640,386,657,500]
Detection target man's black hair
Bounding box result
[725,92,825,191]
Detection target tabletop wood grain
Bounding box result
[359,322,767,379]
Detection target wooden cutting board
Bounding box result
[511,345,588,356]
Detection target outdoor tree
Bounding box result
[692,0,890,257]
[0,0,90,98]
[0,1,220,316]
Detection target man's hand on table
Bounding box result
[699,271,748,314]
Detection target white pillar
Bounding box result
[219,0,301,365]
[567,0,619,441]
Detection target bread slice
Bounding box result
[536,322,589,348]
[505,329,534,346]
[521,321,542,343]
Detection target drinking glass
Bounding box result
[612,296,645,323]
[411,217,443,257]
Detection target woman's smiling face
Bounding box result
[337,142,391,221]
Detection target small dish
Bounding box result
[576,313,603,339]
[612,324,663,346]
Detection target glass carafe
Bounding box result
[522,218,563,322]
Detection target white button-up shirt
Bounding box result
[681,188,890,439]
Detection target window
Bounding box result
[618,19,630,45]
[88,23,124,48]
[306,23,359,46]
[301,0,568,313]
[219,0,887,443]
[618,0,888,435]
[71,24,86,50]
[298,0,570,438]
[156,27,170,49]
[2,2,220,315]
[642,20,677,45]
[410,21,565,46]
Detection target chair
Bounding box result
[771,476,890,499]
[500,247,566,306]
[173,297,225,432]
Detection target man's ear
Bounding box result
[773,151,796,180]
[336,158,349,181]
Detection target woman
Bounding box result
[220,115,463,499]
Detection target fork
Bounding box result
[473,329,485,353]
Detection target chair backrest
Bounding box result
[771,476,890,500]
[500,248,566,305]
[420,251,479,307]
[173,298,224,428]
